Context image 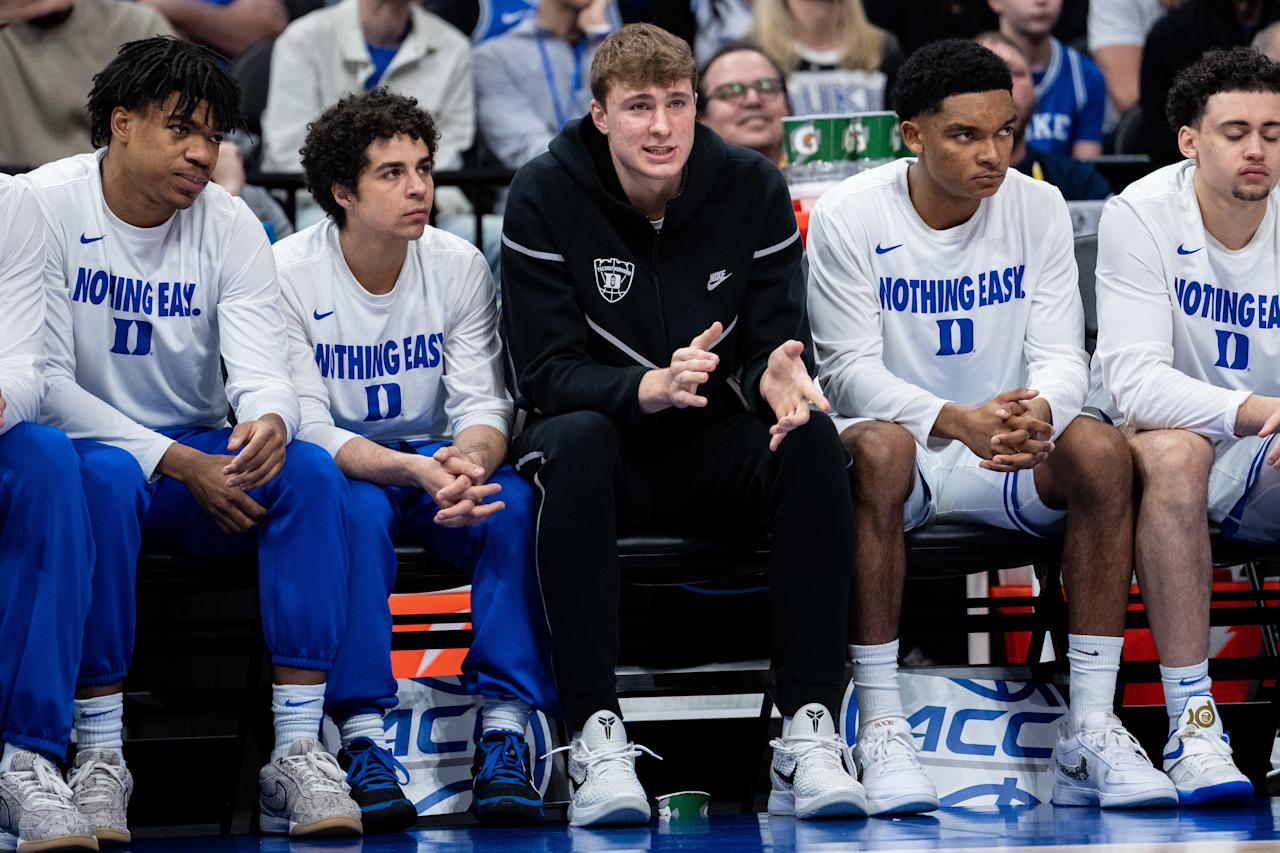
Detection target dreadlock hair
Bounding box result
[87,36,242,148]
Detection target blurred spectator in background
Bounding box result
[0,0,171,166]
[138,0,284,58]
[991,0,1106,158]
[473,0,610,170]
[261,0,477,230]
[693,0,752,65]
[863,0,996,57]
[751,0,900,115]
[1252,16,1280,57]
[424,0,534,40]
[1140,0,1280,164]
[979,31,1111,200]
[697,40,788,165]
[1088,0,1168,114]
[212,139,294,242]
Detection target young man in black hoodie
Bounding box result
[501,22,865,826]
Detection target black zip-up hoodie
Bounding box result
[500,116,808,430]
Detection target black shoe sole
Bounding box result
[359,800,419,834]
[472,798,545,826]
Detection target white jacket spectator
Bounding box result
[261,0,474,217]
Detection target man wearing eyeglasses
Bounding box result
[697,40,790,167]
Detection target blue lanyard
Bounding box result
[535,28,586,131]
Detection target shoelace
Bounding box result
[284,750,349,794]
[858,728,922,773]
[476,734,532,788]
[10,759,77,810]
[543,741,662,784]
[345,744,410,791]
[67,758,126,808]
[769,733,848,775]
[1085,724,1155,770]
[1171,725,1235,769]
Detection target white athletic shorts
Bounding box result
[901,439,1067,536]
[1208,434,1280,544]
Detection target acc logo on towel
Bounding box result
[594,257,635,304]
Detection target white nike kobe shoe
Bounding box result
[1162,695,1252,806]
[852,716,939,815]
[1051,711,1177,808]
[768,703,867,819]
[546,711,658,827]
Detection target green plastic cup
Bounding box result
[655,790,710,821]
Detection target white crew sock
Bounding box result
[338,714,385,749]
[1160,659,1211,732]
[0,744,19,773]
[270,682,326,761]
[1066,634,1123,728]
[74,693,125,755]
[481,698,530,736]
[850,640,904,729]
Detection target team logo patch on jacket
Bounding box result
[594,257,634,303]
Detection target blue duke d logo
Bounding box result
[936,318,974,356]
[1214,330,1249,370]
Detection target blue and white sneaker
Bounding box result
[470,731,543,825]
[1162,695,1253,806]
[337,738,416,833]
[1051,712,1177,808]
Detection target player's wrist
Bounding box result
[156,442,206,482]
[932,402,972,442]
[638,368,673,414]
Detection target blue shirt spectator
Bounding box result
[1028,37,1107,157]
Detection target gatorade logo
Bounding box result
[843,124,858,156]
[853,121,868,155]
[1187,701,1216,729]
[891,124,902,153]
[792,124,819,158]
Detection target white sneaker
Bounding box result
[768,703,867,819]
[545,711,658,827]
[69,749,132,846]
[0,751,98,851]
[852,717,939,815]
[259,739,362,837]
[1162,695,1253,806]
[1051,711,1177,808]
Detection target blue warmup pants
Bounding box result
[75,428,350,684]
[325,442,559,722]
[0,423,94,757]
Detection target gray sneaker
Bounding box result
[68,750,132,846]
[259,739,361,837]
[0,751,98,852]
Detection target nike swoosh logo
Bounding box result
[875,243,902,254]
[707,272,732,290]
[776,765,797,786]
[500,10,526,25]
[284,697,320,707]
[313,309,335,320]
[80,233,105,244]
[1178,676,1206,686]
[1071,649,1101,657]
[1177,244,1202,255]
[80,709,116,719]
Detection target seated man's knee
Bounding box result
[1,423,81,498]
[1054,417,1133,497]
[347,479,395,533]
[536,410,623,469]
[842,420,916,502]
[78,442,148,507]
[278,440,347,494]
[1130,429,1213,512]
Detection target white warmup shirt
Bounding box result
[0,175,47,435]
[274,220,512,459]
[24,152,300,477]
[808,159,1089,446]
[1095,160,1280,440]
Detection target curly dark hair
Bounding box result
[892,39,1012,121]
[300,88,440,228]
[1166,47,1280,131]
[87,37,241,148]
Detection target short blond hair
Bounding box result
[750,0,884,75]
[590,23,697,105]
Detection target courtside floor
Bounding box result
[124,800,1280,852]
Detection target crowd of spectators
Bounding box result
[5,0,1280,226]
